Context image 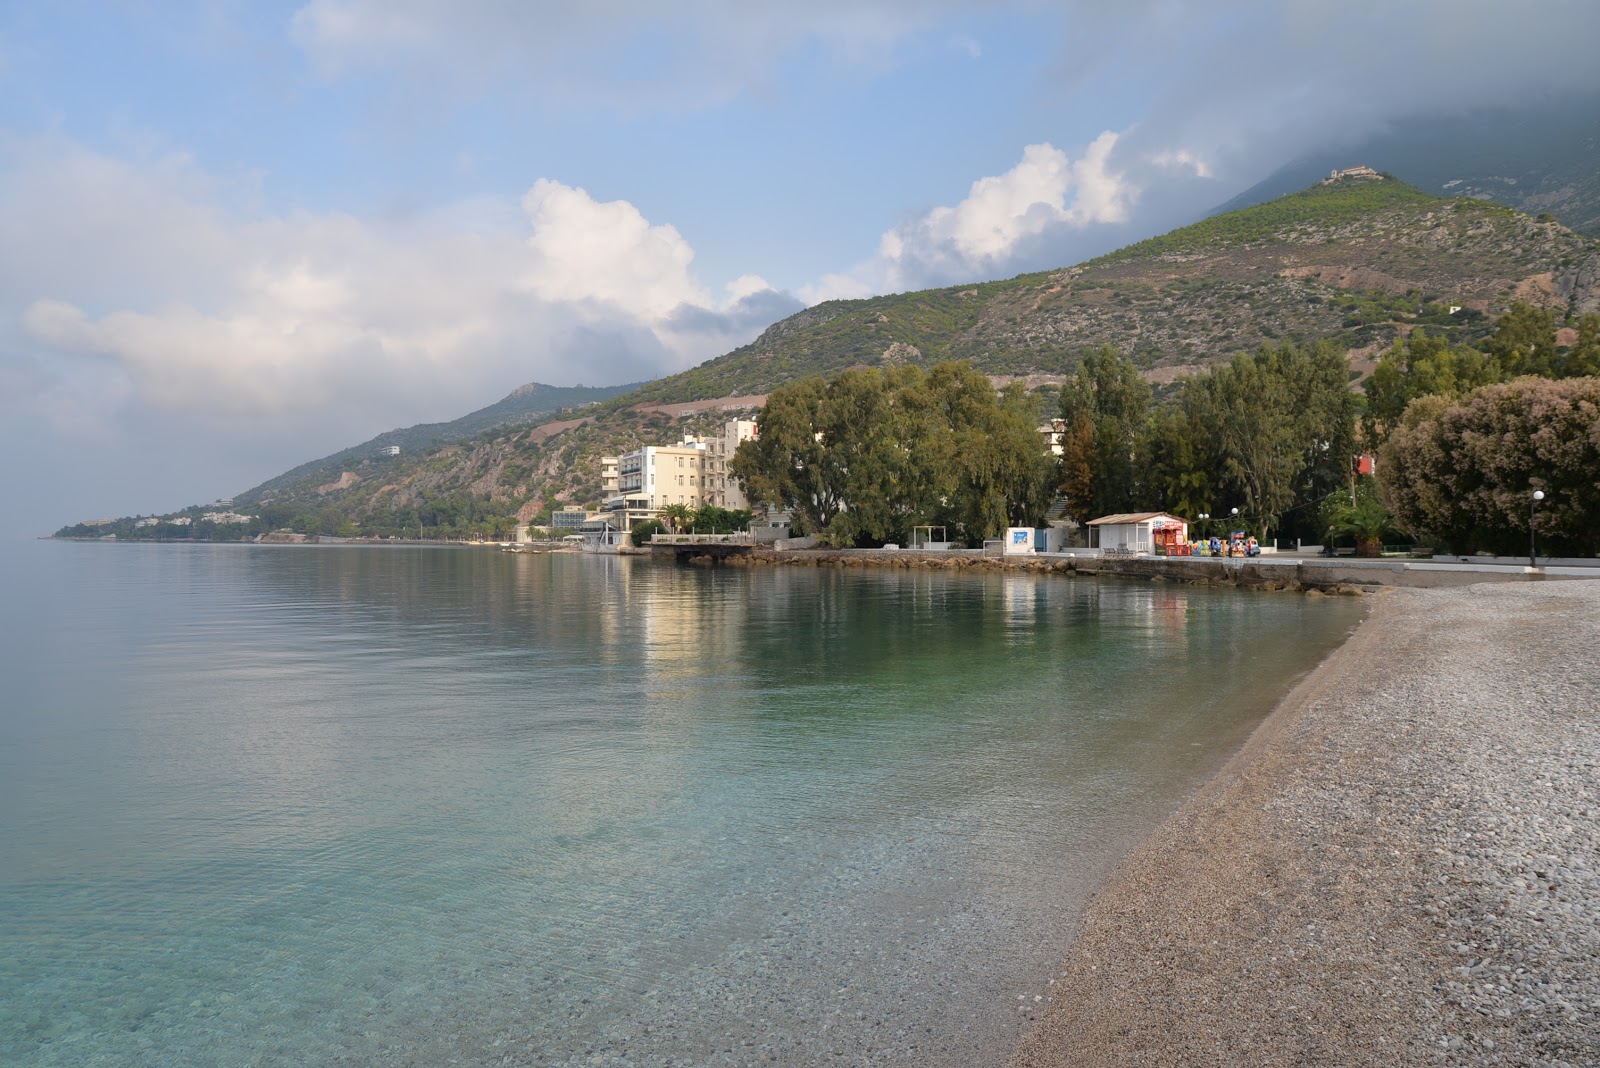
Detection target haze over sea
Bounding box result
[1,543,1361,1066]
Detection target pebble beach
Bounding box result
[1011,580,1600,1067]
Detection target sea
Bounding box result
[0,541,1363,1067]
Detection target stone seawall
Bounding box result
[707,548,1548,593]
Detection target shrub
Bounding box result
[1379,377,1600,556]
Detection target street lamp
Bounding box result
[1530,489,1546,569]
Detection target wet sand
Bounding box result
[1011,582,1600,1067]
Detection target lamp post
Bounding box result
[1530,489,1545,568]
[1198,512,1210,537]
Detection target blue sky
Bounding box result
[3,0,1599,535]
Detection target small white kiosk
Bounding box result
[1086,512,1189,554]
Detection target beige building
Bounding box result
[681,418,757,510]
[602,418,758,529]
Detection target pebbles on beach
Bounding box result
[1011,582,1600,1067]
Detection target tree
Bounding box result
[1379,377,1600,556]
[1193,349,1300,540]
[1485,301,1558,378]
[1173,342,1356,544]
[733,361,1058,546]
[1136,402,1214,521]
[631,519,666,544]
[1560,314,1600,378]
[1362,329,1501,444]
[1057,346,1150,522]
[660,503,692,532]
[731,376,838,535]
[1325,479,1395,557]
[687,506,752,534]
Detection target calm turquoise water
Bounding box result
[0,542,1362,1066]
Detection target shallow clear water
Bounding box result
[0,542,1362,1066]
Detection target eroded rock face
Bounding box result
[316,471,361,494]
[881,341,921,365]
[1554,250,1600,314]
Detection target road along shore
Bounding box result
[1008,581,1600,1067]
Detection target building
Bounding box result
[1085,512,1189,553]
[1321,165,1383,185]
[551,510,590,531]
[577,516,630,552]
[375,445,401,457]
[602,419,757,529]
[1038,418,1067,457]
[680,419,757,510]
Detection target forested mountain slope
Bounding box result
[633,180,1599,403]
[63,179,1600,539]
[239,380,640,503]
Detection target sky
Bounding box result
[4,0,1599,537]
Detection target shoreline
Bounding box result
[710,546,1587,593]
[1008,581,1600,1066]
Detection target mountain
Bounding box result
[242,380,641,501]
[635,178,1598,403]
[62,178,1600,538]
[1216,94,1600,236]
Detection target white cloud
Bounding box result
[3,137,798,441]
[1150,149,1212,179]
[290,0,975,108]
[840,135,1136,294]
[519,178,706,319]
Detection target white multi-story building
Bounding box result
[681,418,757,510]
[603,419,758,528]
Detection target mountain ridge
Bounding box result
[1215,94,1600,235]
[56,178,1600,539]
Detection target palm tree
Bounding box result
[660,503,692,533]
[1326,493,1395,557]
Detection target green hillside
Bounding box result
[1218,94,1600,236]
[630,179,1598,404]
[62,177,1600,540]
[243,380,641,500]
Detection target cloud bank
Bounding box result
[2,137,800,442]
[290,0,973,109]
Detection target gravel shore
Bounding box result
[1011,581,1600,1067]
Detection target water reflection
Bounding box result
[1,543,1363,1068]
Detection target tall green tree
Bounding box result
[1283,340,1360,524]
[1362,329,1500,444]
[1485,300,1558,377]
[731,376,838,534]
[1559,314,1600,378]
[734,361,1057,546]
[1057,346,1150,522]
[1135,402,1214,521]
